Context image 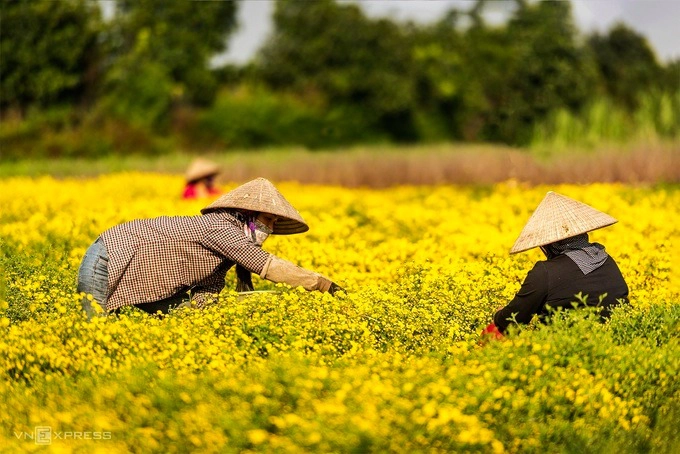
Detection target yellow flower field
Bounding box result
[1,174,679,453]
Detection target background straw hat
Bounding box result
[185,158,220,183]
[510,191,617,254]
[201,177,309,234]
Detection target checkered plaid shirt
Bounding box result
[99,211,270,311]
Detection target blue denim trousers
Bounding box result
[77,238,109,318]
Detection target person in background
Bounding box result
[182,158,222,199]
[487,191,629,336]
[77,177,344,317]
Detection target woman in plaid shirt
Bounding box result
[77,178,343,317]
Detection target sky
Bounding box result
[214,0,680,66]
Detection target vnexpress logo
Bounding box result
[14,426,111,444]
[34,426,52,445]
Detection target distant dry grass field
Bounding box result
[213,143,680,187]
[2,142,678,186]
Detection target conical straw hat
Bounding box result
[185,158,220,183]
[201,178,309,235]
[510,191,617,254]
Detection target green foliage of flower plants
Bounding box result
[1,176,679,452]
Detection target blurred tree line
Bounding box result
[1,0,678,158]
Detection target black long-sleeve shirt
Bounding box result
[493,255,629,333]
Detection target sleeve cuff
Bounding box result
[259,255,273,279]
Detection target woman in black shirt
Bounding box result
[493,191,629,334]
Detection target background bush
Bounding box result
[2,0,678,158]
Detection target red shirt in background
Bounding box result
[182,183,221,200]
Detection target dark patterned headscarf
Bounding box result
[230,210,258,292]
[544,233,609,275]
